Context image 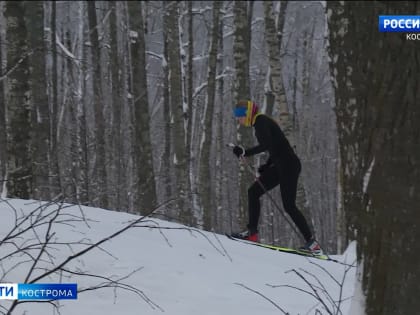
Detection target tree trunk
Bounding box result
[4,1,32,199]
[199,0,221,230]
[161,3,172,206]
[327,1,420,314]
[214,3,226,232]
[263,1,288,117]
[0,2,6,195]
[49,1,62,198]
[87,1,108,208]
[109,1,122,210]
[74,1,89,204]
[164,1,191,224]
[24,1,51,201]
[233,1,253,229]
[187,1,196,223]
[127,0,157,214]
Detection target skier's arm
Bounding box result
[244,122,271,157]
[244,144,266,156]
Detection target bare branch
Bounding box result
[235,282,290,315]
[1,198,179,314]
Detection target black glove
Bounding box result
[258,163,270,174]
[232,145,245,158]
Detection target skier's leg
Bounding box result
[247,167,279,232]
[278,159,313,242]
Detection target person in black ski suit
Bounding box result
[232,100,321,254]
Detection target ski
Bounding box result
[226,234,330,261]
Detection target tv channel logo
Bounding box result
[379,15,420,40]
[0,283,77,300]
[379,16,420,32]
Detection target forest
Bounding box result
[0,1,419,314]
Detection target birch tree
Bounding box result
[163,1,191,224]
[214,2,227,232]
[233,1,253,227]
[327,1,420,314]
[263,1,287,118]
[199,1,222,230]
[266,1,314,246]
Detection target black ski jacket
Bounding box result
[244,114,299,167]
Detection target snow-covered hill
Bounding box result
[0,199,357,315]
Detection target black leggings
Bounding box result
[247,159,312,242]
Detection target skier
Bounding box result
[231,100,322,254]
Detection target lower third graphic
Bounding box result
[0,283,77,300]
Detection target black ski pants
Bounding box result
[247,158,313,242]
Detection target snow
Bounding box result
[0,199,359,315]
[1,180,7,199]
[348,261,366,315]
[55,34,80,67]
[363,157,375,194]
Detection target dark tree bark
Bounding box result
[4,1,32,199]
[186,1,194,223]
[327,1,420,314]
[161,3,172,205]
[24,1,51,200]
[199,1,221,230]
[0,5,6,194]
[127,0,157,214]
[109,1,122,210]
[87,1,108,208]
[50,1,62,198]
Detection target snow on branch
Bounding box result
[55,34,80,67]
[0,50,34,82]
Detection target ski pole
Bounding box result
[227,143,303,241]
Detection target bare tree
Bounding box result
[74,1,89,205]
[327,1,420,314]
[233,1,254,228]
[127,0,157,214]
[161,2,172,205]
[24,1,51,201]
[108,1,122,210]
[263,1,288,118]
[163,1,192,224]
[186,1,194,220]
[87,1,108,209]
[49,1,62,199]
[4,1,32,199]
[199,1,222,230]
[0,1,6,195]
[214,2,228,232]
